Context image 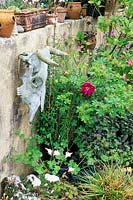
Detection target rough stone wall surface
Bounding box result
[0,18,94,193]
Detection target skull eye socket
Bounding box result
[31,77,43,88]
[22,53,29,56]
[23,61,30,68]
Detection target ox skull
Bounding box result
[17,46,67,123]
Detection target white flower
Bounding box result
[45,148,60,156]
[45,148,52,155]
[45,173,60,182]
[68,167,74,172]
[54,0,65,2]
[27,174,41,187]
[23,0,28,3]
[32,0,39,2]
[65,152,73,158]
[53,150,60,156]
[59,0,65,2]
[14,191,41,200]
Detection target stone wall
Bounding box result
[0,18,97,193]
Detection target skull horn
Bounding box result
[36,49,59,67]
[47,46,68,56]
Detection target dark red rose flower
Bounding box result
[80,81,96,97]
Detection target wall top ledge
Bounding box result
[0,17,92,52]
[0,17,91,41]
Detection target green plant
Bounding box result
[33,1,133,172]
[87,0,105,17]
[14,25,133,179]
[88,0,104,7]
[0,0,24,9]
[78,163,133,200]
[12,0,133,189]
[82,3,87,8]
[13,128,80,176]
[75,53,133,165]
[39,179,79,199]
[34,42,133,168]
[12,130,45,175]
[1,172,79,200]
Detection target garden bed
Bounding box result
[0,0,133,199]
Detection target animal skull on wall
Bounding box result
[17,46,68,123]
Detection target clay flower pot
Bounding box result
[67,2,81,19]
[0,9,15,38]
[56,7,67,23]
[32,9,47,29]
[15,10,33,31]
[15,9,46,31]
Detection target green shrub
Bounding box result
[35,44,133,168]
[39,180,79,199]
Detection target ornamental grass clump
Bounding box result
[78,164,133,200]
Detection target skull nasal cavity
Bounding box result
[31,77,43,88]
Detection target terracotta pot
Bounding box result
[67,2,81,19]
[56,7,67,23]
[15,10,34,31]
[15,9,46,31]
[0,9,15,38]
[46,13,57,25]
[32,9,46,29]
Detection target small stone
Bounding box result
[17,25,24,33]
